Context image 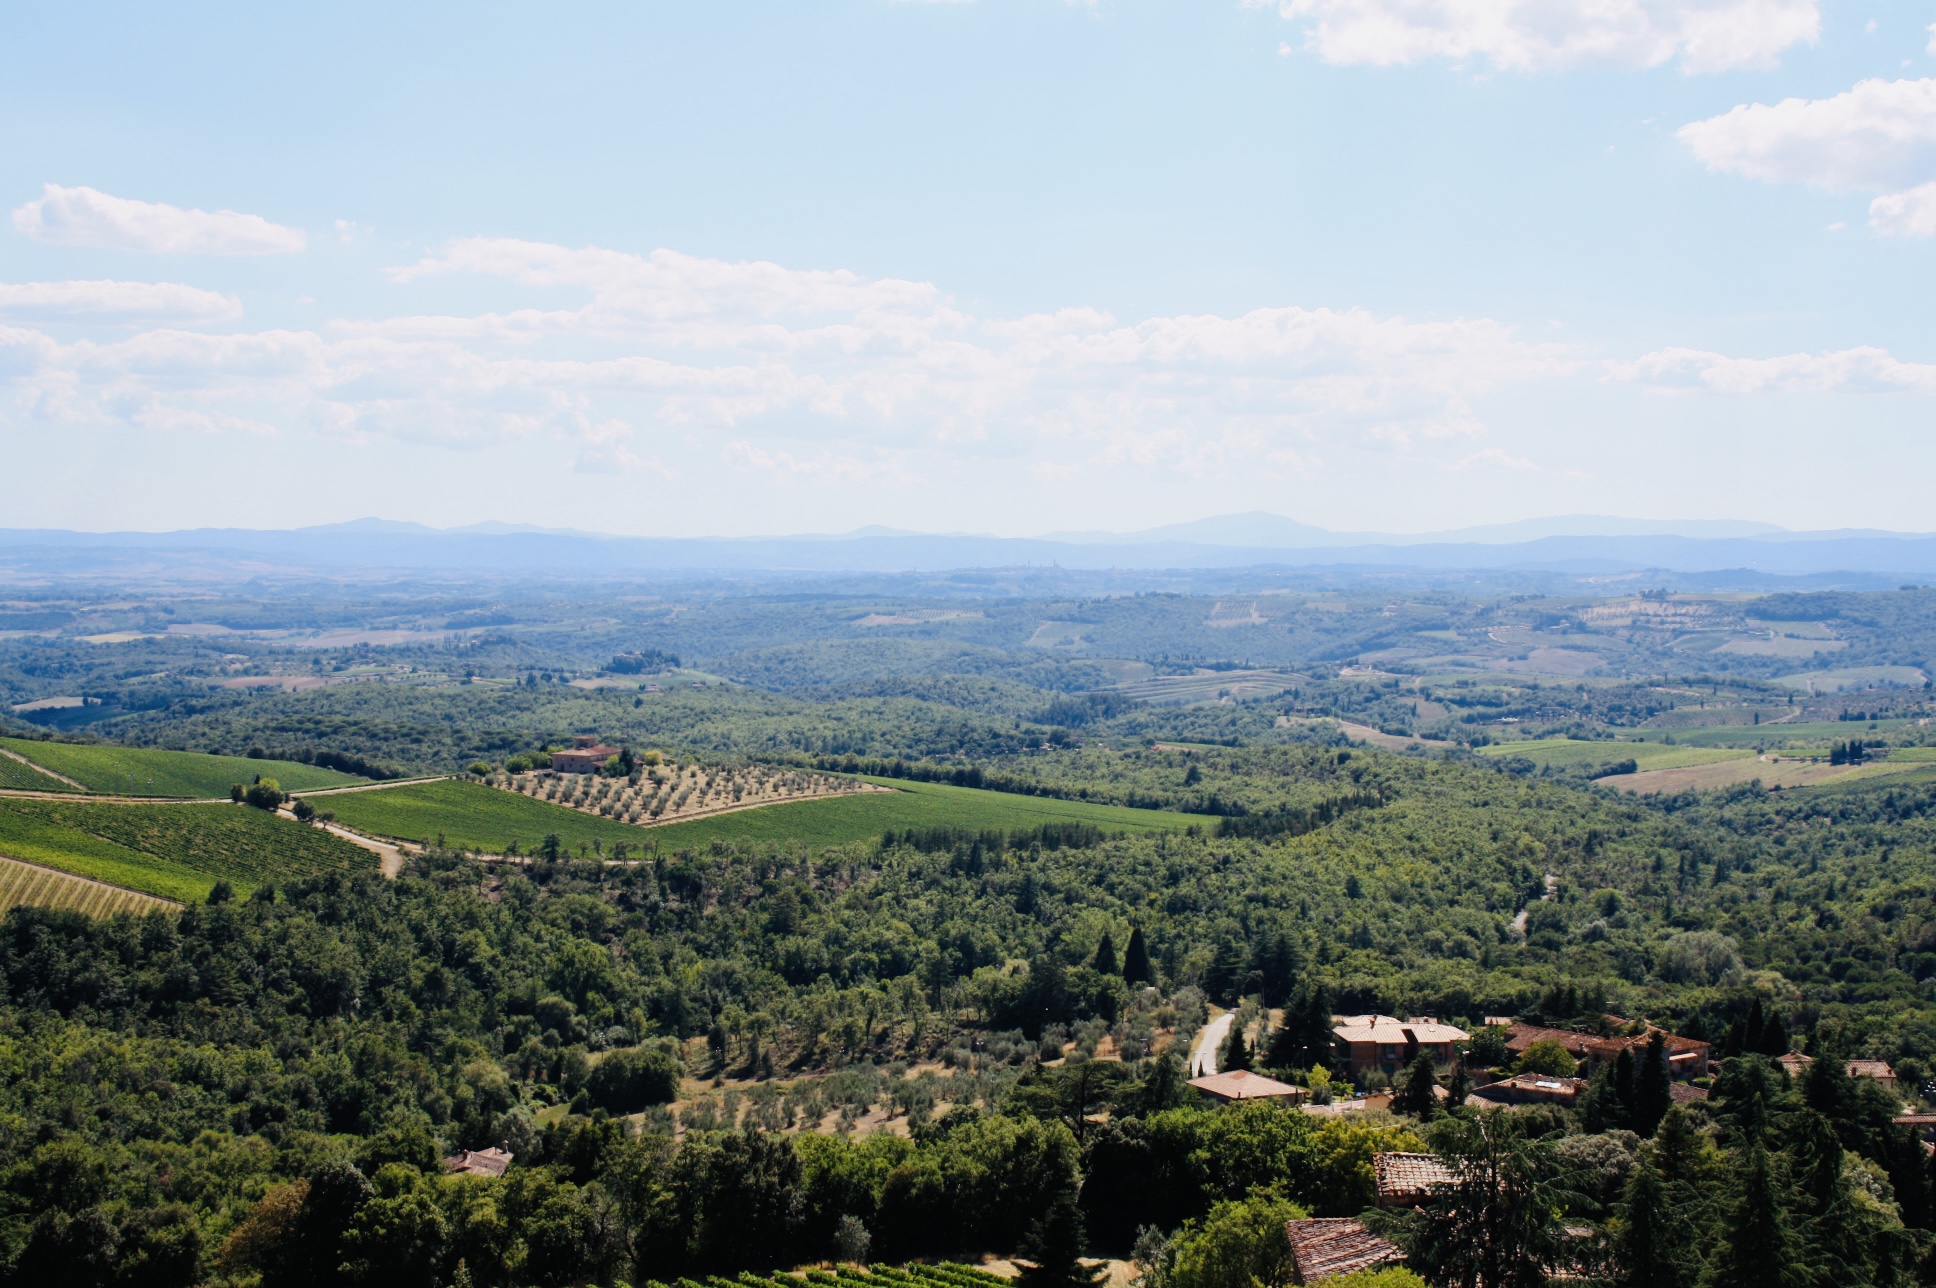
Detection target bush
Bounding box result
[468,762,494,776]
[584,1046,682,1114]
[1167,1193,1308,1288]
[1655,931,1742,986]
[1515,1038,1578,1078]
[243,778,284,811]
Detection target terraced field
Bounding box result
[0,797,377,900]
[0,737,366,797]
[316,773,1189,854]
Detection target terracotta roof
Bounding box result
[1465,1072,1588,1105]
[1189,1069,1308,1101]
[442,1147,513,1178]
[1503,1022,1708,1063]
[1849,1059,1897,1081]
[1374,1152,1457,1205]
[1668,1082,1709,1103]
[1893,1113,1936,1126]
[1285,1218,1405,1284]
[1333,1014,1469,1045]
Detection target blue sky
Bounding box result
[2,0,1933,536]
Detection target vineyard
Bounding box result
[0,854,177,917]
[0,797,377,900]
[0,751,72,793]
[0,736,365,798]
[491,762,880,826]
[643,1262,1011,1288]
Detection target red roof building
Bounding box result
[442,1147,514,1178]
[1188,1069,1309,1103]
[1501,1021,1709,1080]
[1332,1014,1469,1077]
[1285,1218,1406,1283]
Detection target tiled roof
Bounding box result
[1503,1022,1708,1062]
[1285,1218,1405,1284]
[1668,1082,1709,1103]
[1465,1072,1587,1105]
[1849,1059,1897,1080]
[442,1147,513,1178]
[1188,1069,1307,1100]
[1333,1014,1469,1044]
[1374,1152,1457,1204]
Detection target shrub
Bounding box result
[584,1046,683,1114]
[243,778,284,811]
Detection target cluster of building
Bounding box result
[548,735,623,774]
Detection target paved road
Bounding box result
[1191,1012,1234,1077]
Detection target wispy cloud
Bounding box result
[1262,0,1818,73]
[1614,345,1936,394]
[0,279,241,324]
[12,184,307,255]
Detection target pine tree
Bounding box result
[1221,1020,1252,1072]
[1092,932,1118,976]
[1122,927,1153,985]
[1393,1052,1440,1120]
[1017,1190,1101,1288]
[1633,1030,1673,1138]
[1445,1061,1470,1109]
[1703,1144,1804,1288]
[1615,1156,1691,1288]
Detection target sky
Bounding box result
[1,0,1933,537]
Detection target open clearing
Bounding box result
[0,796,374,900]
[1607,755,1927,795]
[0,737,365,797]
[491,762,880,827]
[316,773,1188,854]
[1623,719,1913,750]
[1114,670,1304,705]
[1776,665,1929,693]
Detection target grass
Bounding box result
[0,753,72,792]
[0,856,177,917]
[315,774,1190,854]
[1619,720,1913,750]
[0,737,366,798]
[1476,739,1748,772]
[0,797,376,901]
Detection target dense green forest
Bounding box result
[6,579,1936,1285]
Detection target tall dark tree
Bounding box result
[1393,1053,1442,1121]
[1265,981,1335,1075]
[1091,932,1118,976]
[1016,1189,1101,1288]
[1613,1156,1691,1288]
[1632,1031,1673,1138]
[1121,927,1153,985]
[1220,1019,1252,1072]
[1702,1144,1804,1288]
[1249,931,1302,1007]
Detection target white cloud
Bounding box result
[1679,78,1936,190]
[12,184,307,255]
[1871,180,1936,237]
[1263,0,1818,73]
[0,280,240,324]
[1614,345,1936,394]
[1678,79,1936,235]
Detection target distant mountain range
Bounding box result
[1,513,1933,580]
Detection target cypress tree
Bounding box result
[1121,927,1152,985]
[1445,1060,1470,1109]
[1633,1030,1673,1138]
[1092,932,1118,976]
[1016,1189,1101,1288]
[1756,1012,1789,1058]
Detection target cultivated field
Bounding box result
[0,750,75,792]
[1607,755,1928,796]
[492,762,878,826]
[0,854,176,917]
[0,737,365,797]
[1113,669,1304,706]
[1478,738,1749,772]
[1622,719,1914,750]
[0,797,375,900]
[316,773,1188,854]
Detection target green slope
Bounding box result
[0,738,366,798]
[316,775,1190,855]
[0,753,72,792]
[0,797,377,900]
[1477,739,1749,772]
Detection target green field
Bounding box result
[0,752,72,792]
[0,855,178,917]
[1477,739,1748,772]
[1620,719,1913,750]
[316,774,1190,855]
[0,797,376,900]
[0,737,366,798]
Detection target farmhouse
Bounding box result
[1777,1052,1898,1087]
[1466,1072,1588,1108]
[1189,1068,1308,1103]
[1284,1218,1405,1283]
[1332,1014,1468,1077]
[442,1147,513,1178]
[1500,1020,1710,1080]
[1372,1152,1457,1208]
[551,735,622,774]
